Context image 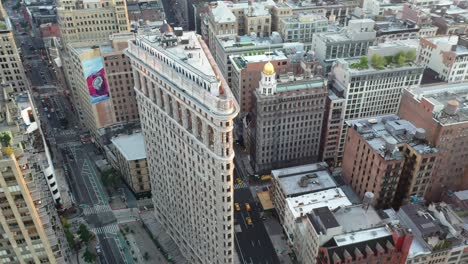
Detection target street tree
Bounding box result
[83,250,96,263]
[78,224,93,244]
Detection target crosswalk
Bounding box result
[91,223,120,235]
[234,181,248,189]
[55,129,77,136]
[58,141,82,148]
[83,204,113,216]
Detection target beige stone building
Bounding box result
[0,89,69,263]
[57,0,130,45]
[66,33,138,137]
[0,4,28,92]
[126,28,239,263]
[109,132,150,198]
[56,0,132,135]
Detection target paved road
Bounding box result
[98,234,125,264]
[234,187,279,264]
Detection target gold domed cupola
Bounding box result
[263,61,275,75]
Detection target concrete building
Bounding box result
[312,19,376,70]
[401,4,432,26]
[443,189,468,210]
[320,90,345,165]
[398,83,468,201]
[65,33,138,138]
[342,115,438,209]
[205,1,238,51]
[205,1,273,49]
[0,6,28,92]
[431,9,468,35]
[0,89,69,263]
[56,0,131,121]
[212,33,290,86]
[331,44,424,162]
[283,188,352,247]
[126,0,165,29]
[278,13,328,50]
[375,20,420,43]
[24,4,57,28]
[248,62,328,173]
[229,51,291,115]
[271,162,338,225]
[396,203,468,264]
[125,28,239,263]
[418,35,468,83]
[109,132,149,198]
[316,224,413,264]
[56,0,130,46]
[277,0,358,26]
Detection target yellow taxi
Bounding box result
[245,217,253,225]
[245,202,251,212]
[234,203,241,211]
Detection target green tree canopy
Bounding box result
[83,250,97,263]
[406,50,417,61]
[78,224,93,244]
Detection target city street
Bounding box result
[3,3,131,262]
[234,188,280,264]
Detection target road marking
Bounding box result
[234,233,246,264]
[251,240,255,247]
[234,181,248,189]
[91,224,119,235]
[258,240,261,247]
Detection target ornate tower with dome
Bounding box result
[258,61,277,95]
[248,61,329,173]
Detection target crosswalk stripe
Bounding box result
[83,204,112,215]
[234,182,248,189]
[91,224,119,234]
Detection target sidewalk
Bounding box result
[121,222,169,264]
[140,211,188,264]
[263,217,293,264]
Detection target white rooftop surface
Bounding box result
[230,1,273,16]
[425,35,459,46]
[211,1,236,23]
[111,133,146,161]
[407,236,432,259]
[370,39,419,50]
[454,190,468,201]
[239,53,287,63]
[272,163,337,196]
[286,188,351,219]
[333,227,391,247]
[143,32,215,77]
[333,205,385,233]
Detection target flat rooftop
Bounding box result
[346,115,437,160]
[141,31,215,77]
[210,1,236,23]
[217,34,284,50]
[453,190,468,201]
[375,21,419,33]
[332,226,392,247]
[407,82,468,124]
[399,204,444,237]
[276,78,326,93]
[333,205,384,233]
[286,188,352,219]
[281,13,327,23]
[230,51,287,70]
[111,133,146,161]
[272,162,337,197]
